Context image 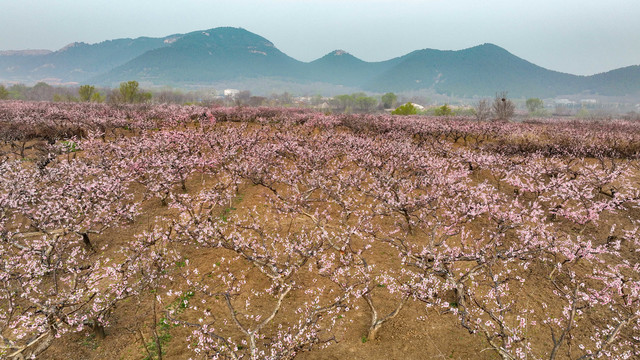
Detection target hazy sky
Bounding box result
[1,0,639,75]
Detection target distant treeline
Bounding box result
[0,81,212,105]
[3,81,637,120]
[0,81,400,112]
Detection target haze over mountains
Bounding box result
[1,27,639,98]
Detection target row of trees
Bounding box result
[0,81,153,104]
[330,92,550,118]
[329,92,380,112]
[328,92,463,114]
[0,82,64,101]
[391,92,516,121]
[0,82,591,120]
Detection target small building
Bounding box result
[409,103,425,111]
[555,99,576,106]
[223,89,240,97]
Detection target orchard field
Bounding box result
[1,100,639,359]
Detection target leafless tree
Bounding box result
[492,91,515,121]
[474,99,492,121]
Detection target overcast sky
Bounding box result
[1,0,639,75]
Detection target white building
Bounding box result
[409,103,425,111]
[555,99,576,106]
[223,89,240,97]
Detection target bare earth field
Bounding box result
[1,101,639,359]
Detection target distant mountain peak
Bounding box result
[313,50,364,64]
[477,42,501,48]
[176,27,277,50]
[463,43,513,55]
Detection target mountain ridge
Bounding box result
[2,27,639,98]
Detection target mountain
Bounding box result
[304,50,400,87]
[363,44,587,97]
[0,35,179,84]
[92,27,305,85]
[585,65,640,96]
[2,27,640,98]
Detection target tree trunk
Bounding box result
[81,232,95,251]
[367,322,383,341]
[92,322,106,340]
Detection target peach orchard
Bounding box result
[0,101,639,359]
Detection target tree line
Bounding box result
[5,82,610,121]
[0,81,195,104]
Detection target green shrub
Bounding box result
[434,104,453,116]
[392,102,418,115]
